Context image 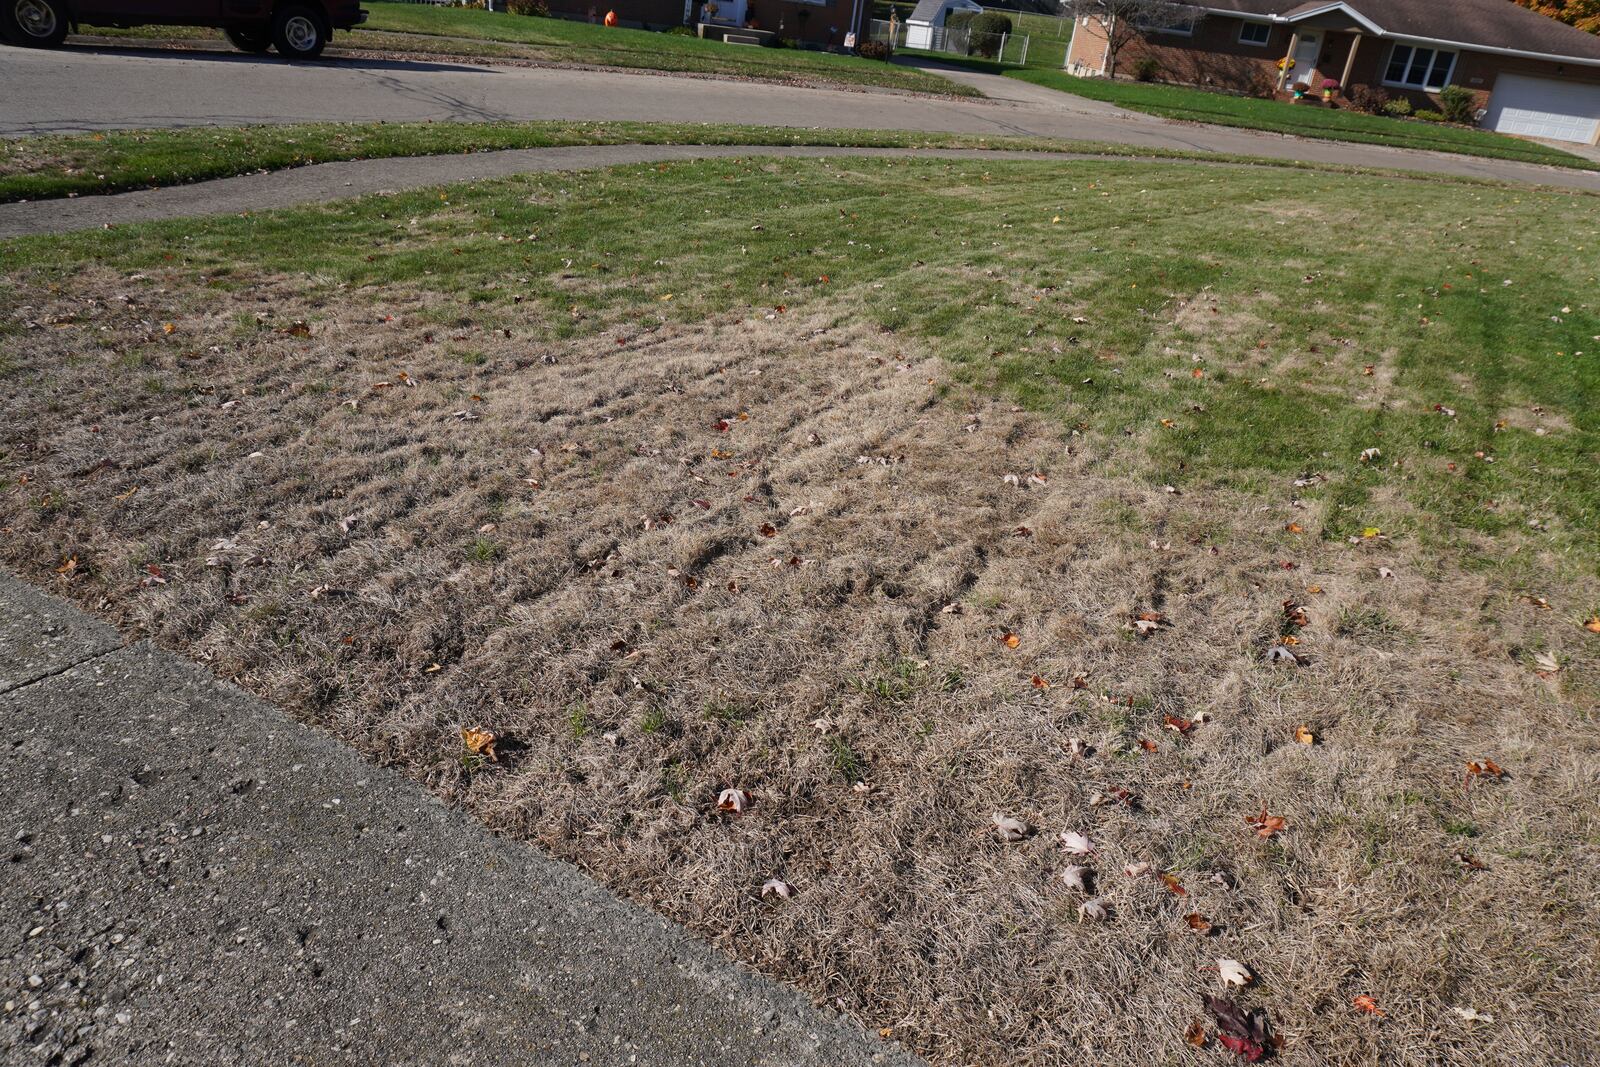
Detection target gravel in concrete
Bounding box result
[0,573,122,693]
[0,573,919,1067]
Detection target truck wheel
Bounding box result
[3,0,70,47]
[224,25,273,52]
[271,4,327,59]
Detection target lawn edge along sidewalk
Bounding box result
[0,571,922,1067]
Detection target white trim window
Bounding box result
[1237,20,1271,46]
[1383,43,1457,90]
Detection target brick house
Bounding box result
[545,0,868,47]
[1064,0,1600,144]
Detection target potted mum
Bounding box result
[1321,78,1340,101]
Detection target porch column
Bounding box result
[1340,33,1362,87]
[1277,31,1299,90]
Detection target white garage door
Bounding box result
[1485,73,1600,144]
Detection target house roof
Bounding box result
[1199,0,1600,64]
[906,0,979,24]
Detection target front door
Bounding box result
[1292,33,1320,83]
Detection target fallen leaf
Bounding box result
[1286,522,1305,534]
[1030,674,1049,689]
[1059,830,1095,856]
[1294,724,1315,745]
[1077,897,1109,922]
[1001,632,1021,649]
[1060,864,1092,893]
[716,788,752,814]
[1123,861,1152,877]
[1163,714,1194,736]
[758,523,777,538]
[760,878,794,900]
[1138,738,1159,753]
[992,813,1030,842]
[1265,646,1300,666]
[1531,650,1560,673]
[1218,959,1253,988]
[1352,994,1386,1017]
[1161,872,1188,897]
[1585,616,1600,634]
[1245,805,1287,838]
[1184,1021,1208,1048]
[1185,913,1213,934]
[461,726,499,761]
[1451,1006,1494,1023]
[1205,995,1270,1062]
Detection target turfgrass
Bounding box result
[3,157,1598,1065]
[79,2,972,95]
[0,121,1161,203]
[1009,68,1595,169]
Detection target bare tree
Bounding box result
[1062,0,1201,79]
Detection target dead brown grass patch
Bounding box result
[3,268,1599,1066]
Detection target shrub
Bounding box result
[856,39,890,60]
[1347,84,1390,113]
[958,11,1012,58]
[1382,96,1413,117]
[1439,84,1476,124]
[1134,57,1160,82]
[1414,108,1446,122]
[506,0,548,14]
[944,10,975,32]
[664,23,694,34]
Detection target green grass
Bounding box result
[1009,69,1595,169]
[355,2,969,93]
[0,119,1192,203]
[4,157,1598,567]
[79,2,972,94]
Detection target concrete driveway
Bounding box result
[3,43,1598,190]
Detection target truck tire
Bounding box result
[271,4,327,59]
[2,0,70,47]
[224,25,273,52]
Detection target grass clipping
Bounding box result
[3,271,1599,1066]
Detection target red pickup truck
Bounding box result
[2,0,366,57]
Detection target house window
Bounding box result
[1237,21,1271,46]
[1383,43,1456,90]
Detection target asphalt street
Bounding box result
[3,43,1599,191]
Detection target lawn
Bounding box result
[0,120,1213,203]
[355,1,971,92]
[3,156,1598,1066]
[1011,68,1595,169]
[78,2,974,96]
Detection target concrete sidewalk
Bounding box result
[0,573,918,1067]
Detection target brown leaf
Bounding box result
[1586,615,1600,634]
[716,788,752,814]
[1000,632,1020,649]
[461,726,499,762]
[1163,714,1194,736]
[1294,724,1315,745]
[1185,913,1213,934]
[1138,738,1159,753]
[1160,872,1188,897]
[1244,804,1286,838]
[1030,674,1049,689]
[1352,994,1386,1017]
[1184,1021,1208,1048]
